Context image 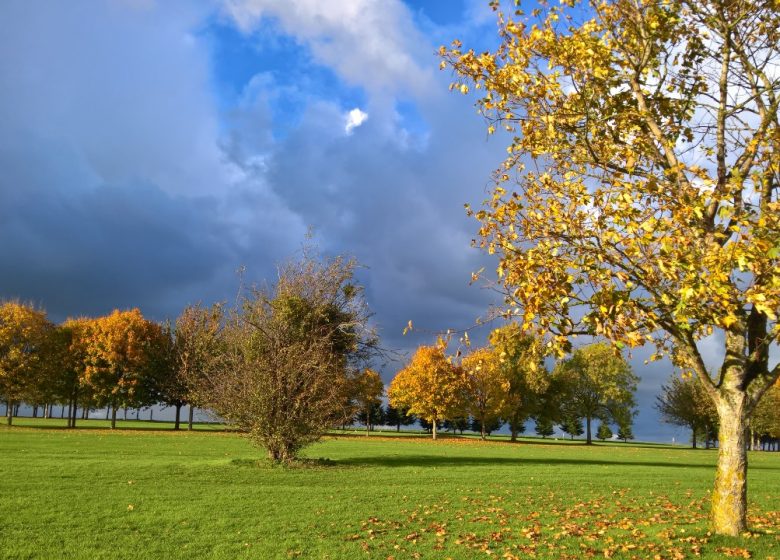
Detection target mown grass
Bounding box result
[1,420,778,559]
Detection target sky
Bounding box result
[0,0,752,443]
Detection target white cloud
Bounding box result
[221,0,434,99]
[344,108,368,134]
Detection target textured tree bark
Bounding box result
[432,417,437,440]
[111,403,117,429]
[174,403,182,430]
[711,396,748,536]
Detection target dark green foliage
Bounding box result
[617,423,634,442]
[535,417,555,438]
[560,417,584,440]
[355,402,384,430]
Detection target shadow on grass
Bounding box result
[3,422,234,433]
[230,457,342,470]
[334,454,780,471]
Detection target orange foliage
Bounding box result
[388,345,464,439]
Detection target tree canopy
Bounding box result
[388,344,464,440]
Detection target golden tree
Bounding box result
[81,309,168,429]
[0,301,52,425]
[388,345,464,440]
[461,347,509,439]
[442,0,779,534]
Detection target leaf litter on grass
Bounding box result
[347,487,780,559]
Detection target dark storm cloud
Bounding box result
[0,1,304,322]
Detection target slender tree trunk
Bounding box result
[510,424,518,442]
[480,418,486,441]
[432,418,437,440]
[124,407,128,421]
[81,407,87,419]
[6,400,12,426]
[396,422,400,432]
[105,407,110,420]
[60,405,65,418]
[586,416,592,444]
[188,405,194,431]
[149,409,153,421]
[13,404,19,416]
[136,409,140,420]
[71,388,79,428]
[111,403,117,429]
[32,405,38,418]
[711,395,748,536]
[692,426,697,449]
[174,403,182,430]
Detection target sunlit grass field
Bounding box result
[1,420,778,559]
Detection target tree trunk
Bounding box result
[432,418,437,440]
[480,420,486,441]
[124,407,128,421]
[32,405,38,418]
[711,396,748,536]
[692,426,697,449]
[188,405,194,431]
[149,409,153,421]
[6,400,12,426]
[510,424,518,442]
[105,407,110,420]
[586,415,592,444]
[111,404,117,429]
[396,422,400,432]
[60,405,65,418]
[71,389,79,428]
[174,404,182,430]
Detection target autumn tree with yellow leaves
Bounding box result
[0,301,53,426]
[388,345,464,440]
[81,309,170,429]
[442,0,779,535]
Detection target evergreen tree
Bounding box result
[560,417,584,440]
[534,417,554,438]
[596,423,613,441]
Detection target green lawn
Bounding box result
[1,420,778,559]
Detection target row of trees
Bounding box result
[389,334,638,444]
[0,303,176,429]
[0,252,381,464]
[657,373,780,451]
